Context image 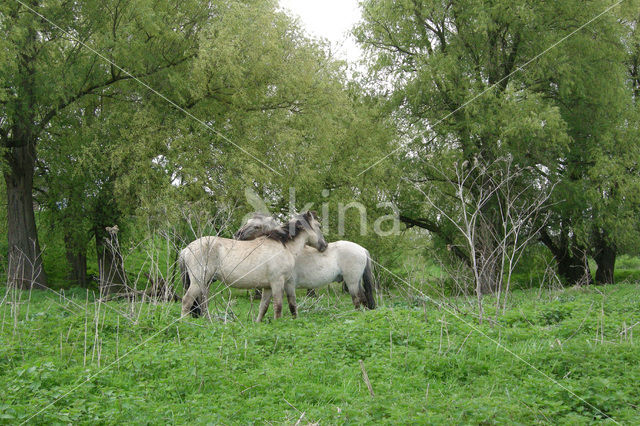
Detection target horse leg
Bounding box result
[344,277,364,310]
[192,294,202,317]
[181,284,202,318]
[256,289,272,322]
[271,279,285,319]
[200,285,212,322]
[285,283,297,318]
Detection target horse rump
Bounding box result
[179,252,202,317]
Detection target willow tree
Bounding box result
[355,0,570,293]
[356,0,640,287]
[163,0,395,239]
[30,0,395,289]
[36,91,172,290]
[0,0,208,288]
[532,1,640,284]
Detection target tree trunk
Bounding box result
[3,19,47,290]
[64,233,87,287]
[91,178,127,294]
[4,143,48,289]
[475,215,502,295]
[556,252,592,285]
[540,228,592,286]
[594,243,616,285]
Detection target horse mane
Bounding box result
[235,211,319,244]
[267,211,322,244]
[234,213,280,240]
[265,215,305,244]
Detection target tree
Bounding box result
[356,0,640,286]
[37,91,171,291]
[160,0,396,250]
[28,0,396,291]
[536,1,640,284]
[0,0,208,288]
[356,0,570,293]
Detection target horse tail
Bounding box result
[362,252,376,309]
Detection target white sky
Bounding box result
[278,0,363,63]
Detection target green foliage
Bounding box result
[0,174,6,278]
[1,283,640,423]
[616,255,640,270]
[355,0,575,275]
[614,269,640,283]
[355,0,640,283]
[540,0,640,269]
[613,255,640,283]
[0,0,397,281]
[0,0,213,286]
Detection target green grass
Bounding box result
[1,282,640,424]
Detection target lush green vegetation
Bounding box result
[356,0,640,288]
[1,282,639,424]
[2,0,639,294]
[2,0,640,423]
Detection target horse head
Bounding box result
[290,211,328,252]
[235,211,327,252]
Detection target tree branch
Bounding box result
[399,214,471,265]
[37,53,195,135]
[539,227,560,257]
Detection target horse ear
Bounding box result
[303,211,312,222]
[310,210,319,221]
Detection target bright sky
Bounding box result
[278,0,363,63]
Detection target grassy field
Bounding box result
[1,281,639,424]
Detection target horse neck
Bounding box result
[286,229,312,257]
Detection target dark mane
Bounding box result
[264,211,318,245]
[265,215,304,244]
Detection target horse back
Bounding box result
[202,236,295,287]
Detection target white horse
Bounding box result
[179,211,327,321]
[235,213,376,315]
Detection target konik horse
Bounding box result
[235,213,376,314]
[180,211,327,321]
